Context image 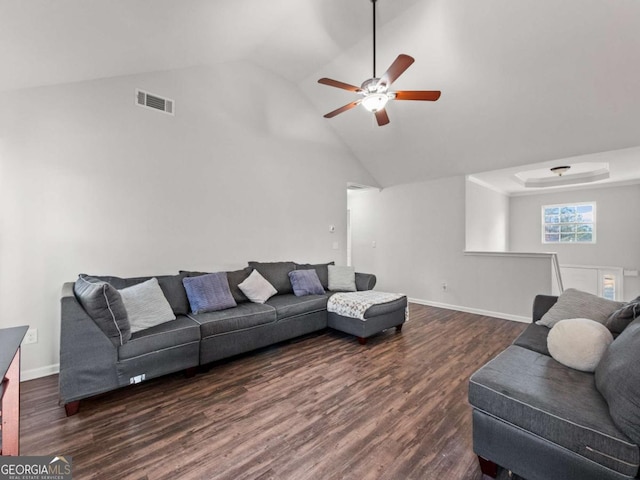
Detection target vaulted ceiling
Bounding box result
[2,0,639,187]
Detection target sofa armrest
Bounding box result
[59,282,120,405]
[532,294,558,323]
[355,273,376,291]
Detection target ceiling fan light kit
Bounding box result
[550,166,571,176]
[318,0,441,126]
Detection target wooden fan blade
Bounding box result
[378,54,415,88]
[324,100,361,119]
[375,108,390,126]
[318,78,362,92]
[394,90,442,101]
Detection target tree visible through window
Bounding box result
[542,202,596,244]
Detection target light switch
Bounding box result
[332,241,339,250]
[372,241,376,248]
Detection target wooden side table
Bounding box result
[0,326,28,456]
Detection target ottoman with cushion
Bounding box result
[327,291,407,344]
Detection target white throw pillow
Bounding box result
[119,278,176,333]
[547,318,613,372]
[238,269,277,304]
[328,265,356,292]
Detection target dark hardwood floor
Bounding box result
[20,304,526,480]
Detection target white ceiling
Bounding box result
[469,146,640,196]
[2,0,639,187]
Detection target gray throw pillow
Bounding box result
[74,274,131,345]
[248,261,296,294]
[605,296,640,334]
[595,317,640,444]
[537,288,624,328]
[288,270,325,296]
[182,272,237,314]
[295,262,334,290]
[119,278,177,333]
[328,265,357,292]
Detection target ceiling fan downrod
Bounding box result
[372,0,377,78]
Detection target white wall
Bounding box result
[0,62,377,378]
[509,184,640,301]
[465,179,509,251]
[348,177,552,321]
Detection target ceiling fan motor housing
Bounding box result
[361,77,385,93]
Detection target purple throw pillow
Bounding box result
[182,272,237,314]
[288,269,325,297]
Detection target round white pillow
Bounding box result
[547,318,613,372]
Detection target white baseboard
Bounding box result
[408,298,530,324]
[22,363,59,382]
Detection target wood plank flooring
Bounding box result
[19,304,526,480]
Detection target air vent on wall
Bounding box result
[135,89,174,115]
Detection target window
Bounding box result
[602,274,616,300]
[542,202,596,244]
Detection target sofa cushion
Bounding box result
[226,268,252,303]
[605,296,640,334]
[295,262,334,290]
[91,274,191,316]
[248,261,296,294]
[537,288,623,328]
[289,270,325,296]
[119,278,176,333]
[512,323,551,356]
[265,294,328,321]
[155,274,191,316]
[547,318,613,372]
[190,302,277,337]
[238,270,278,304]
[74,275,132,346]
[363,295,407,319]
[183,272,237,314]
[469,345,639,476]
[328,265,357,292]
[118,315,200,360]
[596,317,640,446]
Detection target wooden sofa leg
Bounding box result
[396,324,403,332]
[358,337,367,345]
[478,456,498,478]
[64,401,80,417]
[184,367,197,378]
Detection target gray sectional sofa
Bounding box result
[469,294,640,480]
[59,261,401,416]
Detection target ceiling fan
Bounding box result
[318,0,441,126]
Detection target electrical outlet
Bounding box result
[23,328,38,345]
